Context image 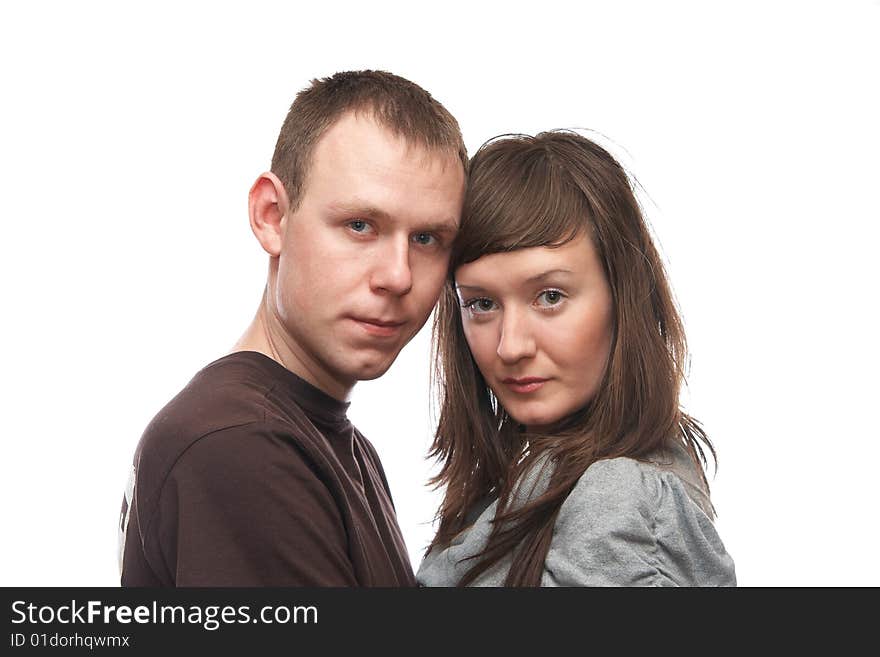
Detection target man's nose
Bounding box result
[496,308,536,364]
[370,236,413,296]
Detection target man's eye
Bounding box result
[413,232,436,246]
[349,220,369,232]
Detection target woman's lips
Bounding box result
[501,377,549,394]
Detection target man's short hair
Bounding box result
[271,70,468,211]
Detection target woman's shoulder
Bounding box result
[548,444,735,586]
[558,457,660,535]
[566,442,714,520]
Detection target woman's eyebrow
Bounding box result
[524,269,574,284]
[456,269,573,293]
[455,283,488,293]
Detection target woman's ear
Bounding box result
[248,172,290,257]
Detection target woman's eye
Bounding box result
[463,298,497,314]
[537,290,564,307]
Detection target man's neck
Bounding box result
[232,293,353,402]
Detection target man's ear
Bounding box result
[248,172,290,257]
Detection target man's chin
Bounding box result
[353,362,394,382]
[335,343,408,383]
[343,355,398,383]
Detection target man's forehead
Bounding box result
[316,112,400,156]
[315,111,462,173]
[301,111,464,228]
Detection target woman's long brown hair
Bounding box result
[428,130,715,586]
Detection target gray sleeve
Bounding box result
[542,458,736,587]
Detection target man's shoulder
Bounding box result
[137,353,275,455]
[128,355,338,527]
[131,352,325,495]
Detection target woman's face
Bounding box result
[454,231,614,432]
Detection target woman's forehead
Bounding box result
[454,234,600,289]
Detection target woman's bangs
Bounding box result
[455,150,588,265]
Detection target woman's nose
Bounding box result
[496,309,537,363]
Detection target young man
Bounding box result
[119,71,467,586]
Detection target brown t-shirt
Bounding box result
[119,351,416,587]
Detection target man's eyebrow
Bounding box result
[418,219,459,234]
[329,202,459,233]
[329,202,392,221]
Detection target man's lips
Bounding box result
[501,377,549,394]
[350,316,407,338]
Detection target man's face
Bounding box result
[272,112,465,398]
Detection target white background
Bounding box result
[1,0,877,587]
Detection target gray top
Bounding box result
[417,442,736,586]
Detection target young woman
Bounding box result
[418,131,736,586]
